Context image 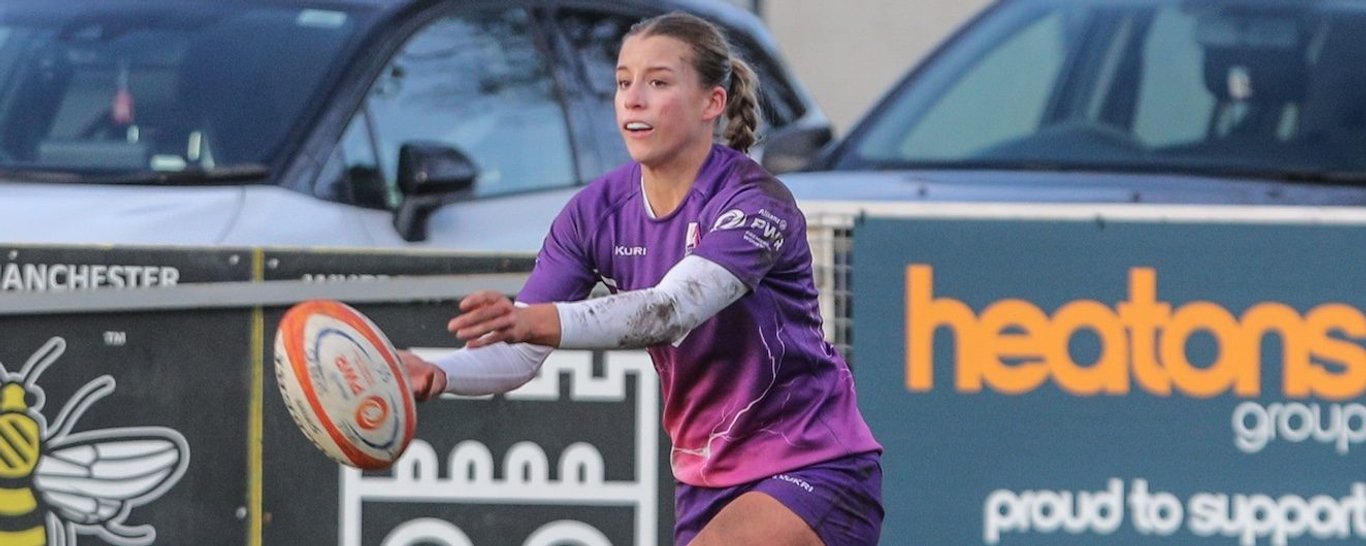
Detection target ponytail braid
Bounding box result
[722,57,761,153]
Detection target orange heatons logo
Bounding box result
[905,265,1366,399]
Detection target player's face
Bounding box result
[615,35,725,169]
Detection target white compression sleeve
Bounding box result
[431,331,554,396]
[556,255,748,349]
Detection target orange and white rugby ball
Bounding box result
[274,300,416,470]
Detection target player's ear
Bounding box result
[701,85,726,122]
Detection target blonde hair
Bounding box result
[627,11,761,153]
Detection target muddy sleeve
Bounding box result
[554,255,747,349]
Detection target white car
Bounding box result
[774,0,1366,206]
[0,0,831,251]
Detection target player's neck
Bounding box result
[641,140,713,217]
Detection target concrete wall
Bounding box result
[760,0,993,135]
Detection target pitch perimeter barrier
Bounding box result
[0,245,674,546]
[14,203,1356,546]
[831,203,1366,545]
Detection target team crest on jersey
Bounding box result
[0,337,190,546]
[711,209,747,231]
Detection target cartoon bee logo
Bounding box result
[0,337,189,546]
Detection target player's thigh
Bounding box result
[690,491,824,546]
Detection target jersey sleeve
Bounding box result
[516,198,599,304]
[690,180,803,290]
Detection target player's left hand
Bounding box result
[447,290,559,348]
[448,290,526,347]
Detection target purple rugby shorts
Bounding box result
[673,451,883,545]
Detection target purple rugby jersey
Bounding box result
[518,145,881,487]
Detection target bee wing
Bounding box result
[36,427,189,526]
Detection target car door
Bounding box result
[308,3,584,252]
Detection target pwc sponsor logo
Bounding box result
[904,265,1366,400]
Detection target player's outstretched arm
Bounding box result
[444,255,745,353]
[400,341,554,399]
[456,255,747,351]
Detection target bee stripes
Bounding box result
[0,525,45,546]
[0,338,190,545]
[0,480,44,546]
[0,414,40,476]
[0,479,36,513]
[0,380,45,546]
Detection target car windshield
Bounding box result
[0,2,367,179]
[842,0,1366,182]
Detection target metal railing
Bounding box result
[806,211,857,363]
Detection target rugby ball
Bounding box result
[274,300,416,470]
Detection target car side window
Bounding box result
[553,10,633,167]
[323,7,575,208]
[316,108,386,206]
[860,11,1069,161]
[1130,10,1220,147]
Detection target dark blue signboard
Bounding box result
[1,246,673,546]
[853,217,1366,545]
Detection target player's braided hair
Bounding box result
[627,12,762,153]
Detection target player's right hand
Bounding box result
[400,350,447,402]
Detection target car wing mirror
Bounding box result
[760,124,833,174]
[393,141,477,242]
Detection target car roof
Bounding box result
[131,0,777,54]
[229,0,761,18]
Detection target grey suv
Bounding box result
[0,0,830,250]
[777,0,1366,206]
